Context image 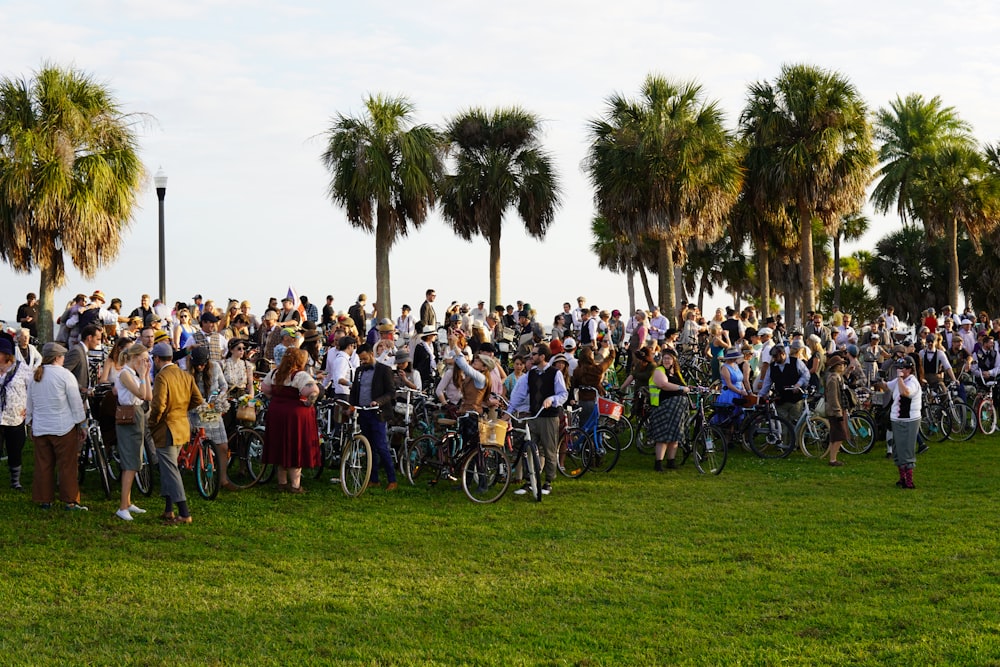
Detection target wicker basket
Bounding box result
[478,419,508,445]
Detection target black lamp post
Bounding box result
[155,167,168,304]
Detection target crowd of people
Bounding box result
[3,287,996,520]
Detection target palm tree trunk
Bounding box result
[38,263,58,344]
[697,278,707,314]
[799,203,816,316]
[833,234,842,309]
[626,268,636,318]
[657,238,675,316]
[375,205,393,321]
[946,215,959,311]
[786,281,798,331]
[674,265,684,325]
[637,264,654,310]
[757,243,770,319]
[489,220,502,309]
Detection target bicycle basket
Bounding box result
[597,396,624,421]
[332,401,356,424]
[478,418,508,445]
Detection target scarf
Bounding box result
[0,361,21,413]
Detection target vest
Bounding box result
[772,361,803,404]
[648,366,684,407]
[923,349,942,377]
[459,376,488,414]
[580,319,593,345]
[528,366,559,417]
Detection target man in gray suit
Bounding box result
[63,324,104,396]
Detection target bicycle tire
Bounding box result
[919,404,948,442]
[311,431,339,480]
[403,434,436,484]
[226,428,267,489]
[840,412,876,455]
[746,413,795,459]
[943,400,976,442]
[558,427,589,478]
[340,434,372,498]
[91,430,113,499]
[528,440,543,502]
[196,441,219,500]
[978,398,997,435]
[108,445,120,482]
[135,447,153,497]
[588,427,621,473]
[798,415,830,458]
[460,445,510,503]
[633,415,654,455]
[693,425,727,475]
[601,414,634,451]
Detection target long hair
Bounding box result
[275,348,307,385]
[34,352,62,382]
[108,337,130,367]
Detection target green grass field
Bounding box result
[2,436,999,666]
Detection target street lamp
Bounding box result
[155,167,168,304]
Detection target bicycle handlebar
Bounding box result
[505,407,548,422]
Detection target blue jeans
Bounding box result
[358,411,396,484]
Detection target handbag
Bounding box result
[236,404,257,423]
[115,403,137,425]
[814,397,827,418]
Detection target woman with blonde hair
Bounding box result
[806,334,825,391]
[173,308,197,351]
[113,343,152,520]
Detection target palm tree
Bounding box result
[586,75,743,321]
[871,94,973,225]
[832,211,869,308]
[740,64,875,318]
[440,107,560,307]
[0,64,144,342]
[321,94,443,318]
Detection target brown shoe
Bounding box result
[828,460,844,467]
[277,483,290,493]
[160,512,176,521]
[386,482,398,491]
[288,485,306,495]
[164,515,192,526]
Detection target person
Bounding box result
[278,296,302,326]
[883,306,899,332]
[715,347,748,418]
[261,348,320,493]
[16,293,38,339]
[187,345,237,490]
[647,349,691,471]
[324,335,357,400]
[321,295,336,331]
[393,349,422,391]
[503,355,527,397]
[148,341,204,526]
[14,328,41,369]
[172,307,197,351]
[418,289,438,331]
[396,305,416,341]
[64,324,103,396]
[446,337,495,457]
[27,342,88,510]
[834,313,858,348]
[919,333,957,393]
[273,327,299,367]
[300,295,318,324]
[349,294,368,333]
[129,294,153,323]
[413,326,437,387]
[824,352,849,467]
[571,296,588,336]
[99,336,131,386]
[708,323,730,382]
[757,343,811,428]
[505,342,568,496]
[0,333,33,490]
[572,344,616,427]
[350,344,398,490]
[193,311,225,362]
[878,356,922,489]
[113,343,153,520]
[221,338,255,413]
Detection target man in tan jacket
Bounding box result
[149,342,203,525]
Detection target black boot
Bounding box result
[654,459,663,472]
[10,466,22,491]
[666,458,677,470]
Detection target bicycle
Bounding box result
[177,426,219,500]
[919,381,975,443]
[317,401,376,498]
[77,394,113,499]
[972,370,997,435]
[405,410,511,503]
[793,386,830,458]
[676,386,727,474]
[714,392,795,459]
[504,408,546,501]
[224,425,270,488]
[389,387,435,484]
[564,399,620,474]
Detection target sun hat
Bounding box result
[90,290,106,303]
[550,353,569,366]
[549,338,564,354]
[757,327,773,337]
[395,350,410,363]
[377,318,395,333]
[477,354,496,371]
[723,347,743,360]
[420,325,437,338]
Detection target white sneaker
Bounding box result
[513,484,530,495]
[329,476,341,484]
[127,504,147,514]
[115,508,133,521]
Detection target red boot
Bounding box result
[904,467,915,489]
[895,466,906,488]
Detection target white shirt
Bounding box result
[470,307,488,324]
[648,314,669,340]
[26,365,86,436]
[887,375,922,420]
[883,313,899,331]
[325,349,354,394]
[15,343,42,369]
[396,314,416,339]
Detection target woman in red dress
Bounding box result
[261,348,320,493]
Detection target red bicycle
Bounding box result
[177,427,219,500]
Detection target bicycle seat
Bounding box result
[437,418,457,427]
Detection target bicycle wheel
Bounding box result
[601,414,634,451]
[108,445,121,482]
[746,413,795,459]
[978,398,997,435]
[633,415,654,455]
[247,428,274,484]
[340,434,372,498]
[943,400,976,442]
[588,427,621,473]
[841,412,876,455]
[91,431,113,499]
[225,428,266,489]
[693,425,727,475]
[135,447,153,497]
[403,434,436,484]
[919,404,948,442]
[196,442,219,500]
[527,441,543,502]
[460,445,510,503]
[798,415,830,458]
[558,427,590,478]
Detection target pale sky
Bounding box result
[2,0,999,325]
